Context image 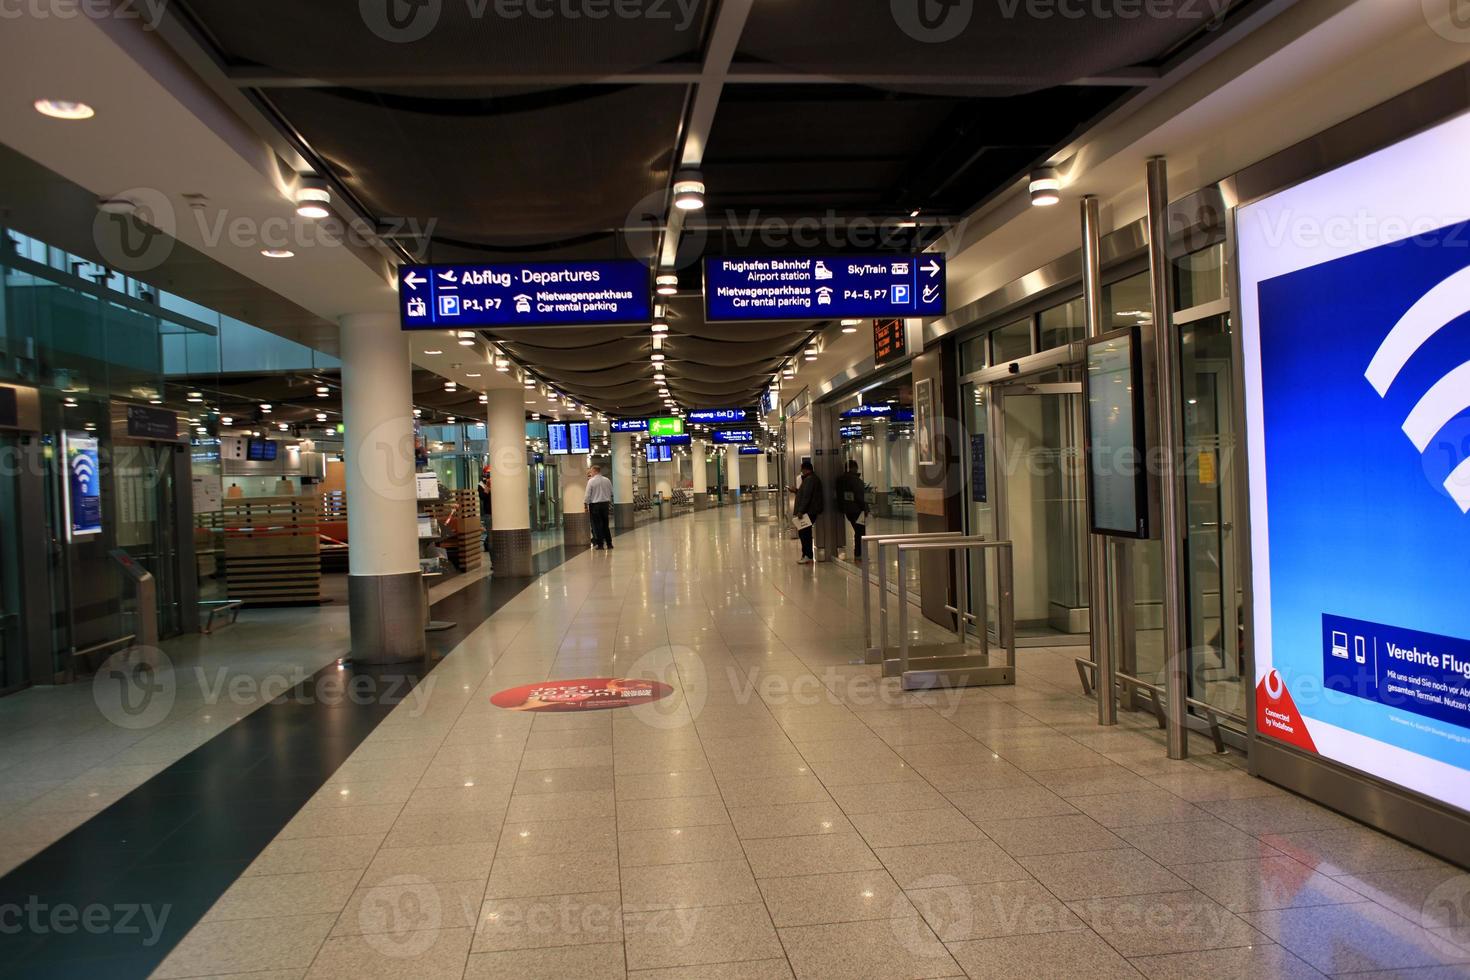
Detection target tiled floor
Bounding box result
[19,506,1470,979]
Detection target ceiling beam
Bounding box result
[225,64,1161,89]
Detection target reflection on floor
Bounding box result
[3,505,1467,979]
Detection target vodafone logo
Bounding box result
[1263,668,1286,701]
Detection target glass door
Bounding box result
[990,373,1090,646]
[1180,311,1245,720]
[0,434,25,691]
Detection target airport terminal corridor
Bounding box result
[3,506,1455,979]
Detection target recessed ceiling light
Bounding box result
[316,386,330,397]
[34,99,94,120]
[316,413,328,422]
[259,403,273,412]
[651,321,669,334]
[424,349,443,356]
[261,248,294,259]
[656,274,679,296]
[841,320,860,333]
[466,372,482,378]
[651,353,665,362]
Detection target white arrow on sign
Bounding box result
[922,260,941,277]
[403,271,426,290]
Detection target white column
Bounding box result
[655,463,673,498]
[756,450,769,488]
[726,448,741,495]
[560,455,589,548]
[486,388,532,575]
[691,440,708,495]
[877,420,893,490]
[612,433,634,503]
[339,312,423,662]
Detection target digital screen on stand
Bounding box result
[547,423,570,456]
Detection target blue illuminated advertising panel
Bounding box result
[610,418,648,433]
[64,431,102,540]
[711,429,755,445]
[687,408,755,425]
[1238,110,1470,816]
[704,255,945,321]
[399,261,651,329]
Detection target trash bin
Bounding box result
[657,495,673,520]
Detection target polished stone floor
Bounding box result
[7,506,1469,979]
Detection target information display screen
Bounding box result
[246,438,278,462]
[704,255,945,321]
[398,260,651,329]
[645,444,673,462]
[569,421,591,455]
[873,318,907,367]
[547,423,570,456]
[1238,110,1470,814]
[1083,329,1147,538]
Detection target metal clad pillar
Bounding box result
[1081,195,1116,726]
[1146,157,1191,759]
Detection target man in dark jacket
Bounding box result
[834,460,868,560]
[791,461,824,564]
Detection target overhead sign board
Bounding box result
[873,318,908,368]
[1238,109,1470,817]
[648,417,685,437]
[703,255,945,321]
[710,429,755,445]
[609,419,648,433]
[124,403,181,442]
[398,261,651,329]
[647,434,691,447]
[739,446,764,456]
[686,408,755,425]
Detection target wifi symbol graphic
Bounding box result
[1366,264,1470,513]
[71,452,97,494]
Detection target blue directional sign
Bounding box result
[704,255,945,321]
[610,418,648,433]
[399,261,651,329]
[739,446,764,456]
[648,434,691,447]
[711,429,756,445]
[687,408,756,425]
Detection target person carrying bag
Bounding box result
[834,460,869,560]
[789,461,824,565]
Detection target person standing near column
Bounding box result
[834,459,869,560]
[791,460,824,565]
[586,464,614,550]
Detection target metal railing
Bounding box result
[894,538,1016,690]
[861,531,966,662]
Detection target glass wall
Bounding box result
[830,373,918,588]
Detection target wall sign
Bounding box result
[125,403,180,441]
[913,378,937,466]
[704,255,946,321]
[63,431,102,539]
[1238,109,1470,813]
[399,261,651,329]
[687,408,755,425]
[491,678,675,712]
[873,318,908,367]
[970,434,987,504]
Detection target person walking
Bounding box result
[586,464,614,550]
[834,459,869,560]
[477,466,492,552]
[790,460,824,565]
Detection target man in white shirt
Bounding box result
[586,465,614,550]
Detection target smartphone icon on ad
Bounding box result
[1354,636,1367,664]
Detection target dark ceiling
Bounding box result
[164,0,1252,416]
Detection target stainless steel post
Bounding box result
[897,548,910,675]
[1147,157,1190,759]
[1081,194,1116,725]
[999,541,1016,663]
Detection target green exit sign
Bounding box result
[649,416,684,437]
